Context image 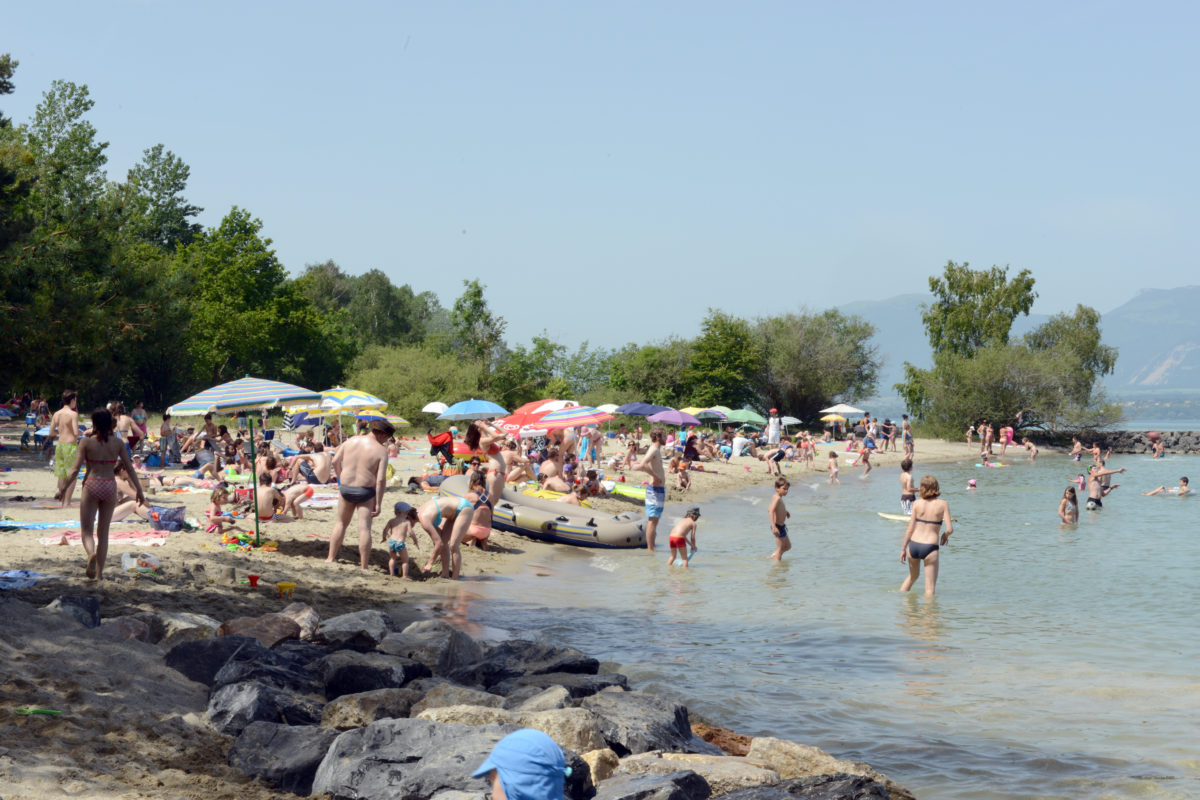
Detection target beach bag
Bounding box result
[150,505,187,532]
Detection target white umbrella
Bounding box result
[595,403,619,414]
[781,416,802,427]
[422,401,449,414]
[819,403,865,416]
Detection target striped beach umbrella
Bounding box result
[535,405,614,431]
[355,412,410,427]
[317,386,387,412]
[167,376,322,416]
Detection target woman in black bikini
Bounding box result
[56,408,145,580]
[900,475,953,596]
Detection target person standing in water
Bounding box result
[900,475,953,596]
[767,477,791,562]
[1058,486,1079,524]
[636,427,667,550]
[899,458,916,515]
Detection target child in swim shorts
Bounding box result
[666,507,700,568]
[382,501,419,578]
[768,476,791,562]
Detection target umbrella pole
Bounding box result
[248,416,260,547]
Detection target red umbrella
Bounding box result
[494,408,552,435]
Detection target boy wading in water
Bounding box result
[666,507,700,567]
[768,477,792,561]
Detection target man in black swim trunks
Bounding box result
[1086,463,1125,511]
[327,419,395,569]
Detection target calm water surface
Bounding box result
[430,449,1199,800]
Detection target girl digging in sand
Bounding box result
[206,485,240,534]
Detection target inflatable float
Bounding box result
[437,475,646,549]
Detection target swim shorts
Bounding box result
[340,485,376,504]
[54,441,78,480]
[645,485,665,520]
[387,539,406,554]
[774,524,788,539]
[669,536,688,549]
[299,461,319,483]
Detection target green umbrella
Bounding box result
[725,408,766,425]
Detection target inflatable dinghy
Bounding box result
[438,475,646,549]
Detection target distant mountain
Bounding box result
[838,286,1200,401]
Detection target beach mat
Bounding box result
[39,529,169,547]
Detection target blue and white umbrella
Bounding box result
[437,399,508,421]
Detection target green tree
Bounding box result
[558,342,614,397]
[125,143,203,250]
[348,343,480,426]
[1023,304,1117,405]
[22,80,108,223]
[0,53,17,128]
[450,279,507,382]
[490,335,566,409]
[608,339,694,407]
[921,260,1037,358]
[752,310,879,420]
[683,310,762,408]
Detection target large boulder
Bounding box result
[313,718,592,800]
[410,682,503,715]
[616,751,780,796]
[521,707,608,753]
[317,650,431,699]
[316,609,395,650]
[378,619,485,675]
[716,773,890,800]
[228,722,339,796]
[218,612,302,648]
[582,748,621,784]
[745,739,913,800]
[321,688,423,730]
[593,769,711,800]
[42,596,101,628]
[165,636,271,686]
[581,691,722,757]
[503,685,573,712]
[96,615,152,642]
[135,610,222,647]
[416,704,513,727]
[211,655,323,697]
[450,640,599,689]
[206,680,322,736]
[492,671,629,699]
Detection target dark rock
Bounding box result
[717,773,890,800]
[227,722,338,795]
[378,619,485,675]
[317,650,431,699]
[502,685,573,712]
[450,639,599,689]
[96,615,152,642]
[212,657,323,696]
[132,610,221,646]
[274,639,334,665]
[42,596,101,628]
[493,671,629,699]
[206,680,322,736]
[312,718,594,800]
[581,692,722,757]
[316,609,395,650]
[593,770,711,800]
[164,636,270,686]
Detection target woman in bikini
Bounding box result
[56,408,145,580]
[900,475,953,596]
[416,493,472,579]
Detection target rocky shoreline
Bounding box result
[1087,429,1200,455]
[9,592,914,800]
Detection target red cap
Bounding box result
[769,408,778,413]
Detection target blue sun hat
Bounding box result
[471,728,569,800]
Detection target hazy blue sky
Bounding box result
[7,2,1198,349]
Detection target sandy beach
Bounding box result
[0,428,1008,799]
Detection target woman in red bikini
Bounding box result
[56,408,145,580]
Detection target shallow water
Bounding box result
[438,450,1200,800]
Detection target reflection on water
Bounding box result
[443,453,1200,800]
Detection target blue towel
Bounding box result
[0,569,48,590]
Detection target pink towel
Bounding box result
[39,529,169,547]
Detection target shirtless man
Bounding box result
[636,427,667,550]
[501,440,535,483]
[539,447,564,482]
[1086,463,1126,511]
[326,419,394,569]
[49,390,81,508]
[899,457,916,515]
[289,443,332,484]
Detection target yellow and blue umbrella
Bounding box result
[313,386,387,414]
[167,376,321,546]
[167,376,322,416]
[356,412,410,427]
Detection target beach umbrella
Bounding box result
[819,403,865,416]
[725,408,767,425]
[707,405,733,415]
[313,386,387,413]
[647,409,701,427]
[595,403,619,414]
[494,408,552,435]
[781,416,802,427]
[168,376,322,546]
[356,412,409,426]
[438,399,509,421]
[421,401,449,415]
[534,405,614,431]
[678,406,706,416]
[614,402,671,417]
[819,414,847,422]
[696,408,728,420]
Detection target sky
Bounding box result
[7,2,1199,351]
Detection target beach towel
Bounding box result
[39,529,169,548]
[300,493,340,509]
[0,570,50,590]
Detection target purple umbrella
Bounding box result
[647,409,701,427]
[614,402,671,417]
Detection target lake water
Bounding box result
[1115,418,1200,432]
[436,450,1199,800]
